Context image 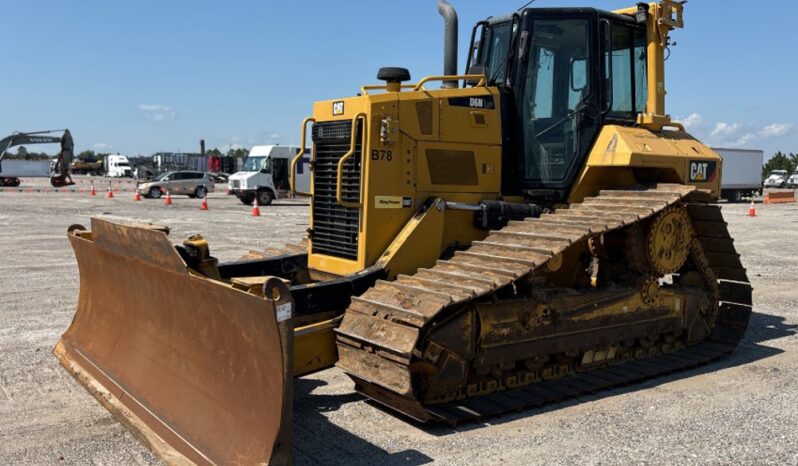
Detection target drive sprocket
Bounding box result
[646,206,693,275]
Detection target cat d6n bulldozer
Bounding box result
[55,1,751,464]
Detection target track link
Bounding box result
[335,184,752,423]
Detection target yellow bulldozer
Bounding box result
[55,1,752,464]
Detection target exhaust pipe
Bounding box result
[437,0,458,88]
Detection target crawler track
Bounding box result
[335,184,752,423]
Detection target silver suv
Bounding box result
[137,171,215,199]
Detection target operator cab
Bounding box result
[469,8,649,200]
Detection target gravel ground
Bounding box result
[1,176,796,465]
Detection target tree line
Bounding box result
[762,151,798,178]
[205,147,250,158]
[3,147,250,161]
[2,146,52,160]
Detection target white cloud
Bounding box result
[704,122,794,148]
[710,122,742,139]
[138,104,165,111]
[93,143,112,149]
[138,103,176,122]
[268,133,280,140]
[677,113,795,150]
[760,123,794,138]
[680,113,704,130]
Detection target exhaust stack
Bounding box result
[437,0,458,88]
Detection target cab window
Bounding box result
[480,21,514,85]
[606,24,647,117]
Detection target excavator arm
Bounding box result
[0,129,75,187]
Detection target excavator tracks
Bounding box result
[335,184,752,424]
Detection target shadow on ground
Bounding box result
[292,378,433,466]
[292,310,795,457]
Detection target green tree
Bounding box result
[227,147,249,158]
[206,148,223,157]
[16,146,28,159]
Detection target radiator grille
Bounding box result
[416,101,433,135]
[311,120,362,260]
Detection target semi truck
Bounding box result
[104,154,133,177]
[764,169,788,189]
[227,145,309,205]
[712,148,764,202]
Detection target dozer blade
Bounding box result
[55,218,293,466]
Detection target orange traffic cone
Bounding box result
[251,197,261,217]
[89,184,96,196]
[200,195,208,210]
[134,190,142,201]
[164,191,172,206]
[106,185,114,198]
[748,201,756,217]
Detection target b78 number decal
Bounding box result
[371,150,393,161]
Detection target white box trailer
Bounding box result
[0,159,51,178]
[712,148,764,203]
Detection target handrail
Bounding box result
[359,84,415,96]
[335,113,368,209]
[413,74,487,91]
[356,74,489,96]
[290,117,315,197]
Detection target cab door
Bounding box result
[514,11,602,198]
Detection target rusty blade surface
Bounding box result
[55,218,288,465]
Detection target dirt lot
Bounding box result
[1,176,796,465]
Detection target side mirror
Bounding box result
[570,58,588,92]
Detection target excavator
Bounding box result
[55,1,751,465]
[0,129,75,187]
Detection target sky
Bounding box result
[2,1,796,159]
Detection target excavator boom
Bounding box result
[0,129,75,187]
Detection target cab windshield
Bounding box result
[242,156,268,172]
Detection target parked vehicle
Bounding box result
[764,170,788,188]
[227,145,309,205]
[208,172,230,184]
[137,171,215,199]
[105,154,133,178]
[785,170,798,188]
[712,148,764,202]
